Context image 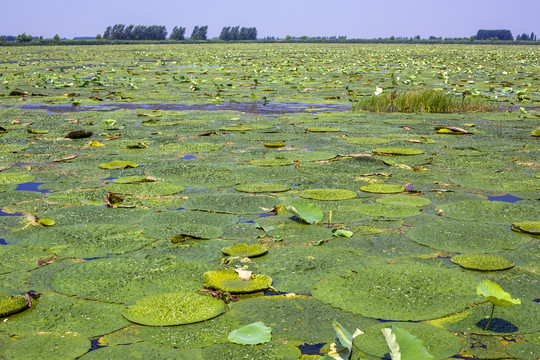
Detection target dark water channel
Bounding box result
[4,101,350,115]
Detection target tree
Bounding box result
[191,26,208,40]
[532,32,537,41]
[103,26,111,39]
[170,26,186,40]
[54,34,60,41]
[229,26,240,40]
[0,36,5,43]
[15,33,32,42]
[219,26,231,40]
[475,29,513,41]
[96,34,102,40]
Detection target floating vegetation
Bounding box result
[0,43,539,359]
[203,269,273,294]
[0,294,29,317]
[122,292,226,326]
[451,253,515,271]
[221,243,268,257]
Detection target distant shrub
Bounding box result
[352,89,497,113]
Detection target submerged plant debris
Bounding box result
[0,43,539,359]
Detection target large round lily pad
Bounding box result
[0,294,28,317]
[312,263,481,321]
[235,182,290,193]
[78,342,204,359]
[249,158,294,167]
[52,255,212,304]
[359,184,405,194]
[203,269,272,293]
[353,322,462,360]
[301,189,357,201]
[377,194,431,207]
[0,245,56,274]
[355,203,420,218]
[103,181,185,196]
[140,314,243,349]
[122,292,226,326]
[407,221,531,252]
[372,147,425,155]
[505,342,540,360]
[2,332,91,360]
[438,200,540,224]
[451,254,515,271]
[222,243,268,258]
[512,221,540,235]
[0,172,36,185]
[226,295,378,345]
[182,192,280,214]
[451,172,540,192]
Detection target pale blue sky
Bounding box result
[1,0,539,40]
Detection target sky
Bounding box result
[1,0,539,40]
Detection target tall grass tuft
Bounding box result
[351,89,497,113]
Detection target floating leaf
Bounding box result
[3,332,91,360]
[203,269,272,294]
[222,243,268,258]
[372,147,424,156]
[228,321,272,345]
[0,294,28,317]
[286,202,323,224]
[332,229,353,237]
[301,189,357,201]
[360,184,405,194]
[37,217,55,226]
[65,129,93,139]
[122,292,226,326]
[511,221,540,235]
[451,254,514,271]
[99,160,139,170]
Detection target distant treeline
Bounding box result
[102,25,167,40]
[2,27,540,45]
[219,26,257,41]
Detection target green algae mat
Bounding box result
[0,43,539,359]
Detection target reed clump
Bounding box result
[352,89,497,113]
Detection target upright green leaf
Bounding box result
[381,326,435,360]
[477,280,521,307]
[286,203,323,224]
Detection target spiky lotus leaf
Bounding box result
[511,221,540,235]
[451,254,514,271]
[222,243,268,258]
[301,189,357,201]
[372,147,425,156]
[203,269,272,294]
[235,182,290,193]
[122,292,226,326]
[0,294,28,317]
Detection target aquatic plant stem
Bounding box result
[484,303,495,331]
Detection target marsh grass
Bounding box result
[352,89,497,113]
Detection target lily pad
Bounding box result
[0,292,128,337]
[301,189,357,201]
[122,292,226,326]
[222,243,268,257]
[512,221,540,235]
[372,147,425,156]
[99,160,139,170]
[235,182,290,193]
[407,221,531,252]
[0,294,28,317]
[52,255,212,304]
[203,269,272,294]
[0,172,36,185]
[477,279,521,307]
[182,192,280,214]
[3,332,91,360]
[377,195,432,207]
[249,158,294,167]
[228,322,272,345]
[78,342,204,359]
[0,245,56,274]
[438,200,540,224]
[451,254,515,271]
[356,203,420,218]
[360,184,405,194]
[505,342,540,360]
[312,263,481,321]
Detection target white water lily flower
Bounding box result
[374,87,383,96]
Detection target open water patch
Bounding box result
[15,182,51,193]
[486,194,524,203]
[4,101,350,115]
